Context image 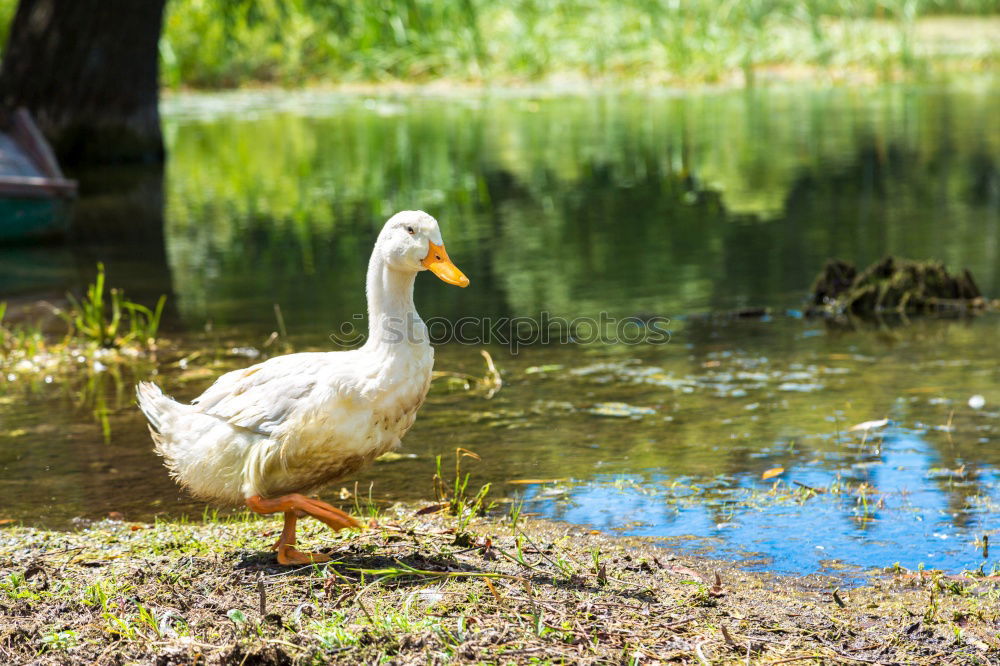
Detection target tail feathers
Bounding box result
[136,381,169,431]
[136,381,250,505]
[136,381,187,459]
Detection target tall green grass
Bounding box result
[0,0,994,87]
[157,0,998,87]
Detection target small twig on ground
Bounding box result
[695,640,712,666]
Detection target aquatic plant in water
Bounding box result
[58,263,166,349]
[1,264,166,387]
[1,264,168,438]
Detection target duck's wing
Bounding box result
[192,352,332,437]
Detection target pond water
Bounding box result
[1,82,998,579]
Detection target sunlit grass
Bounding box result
[153,0,1000,88]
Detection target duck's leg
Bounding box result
[271,511,302,562]
[246,494,359,565]
[269,509,305,551]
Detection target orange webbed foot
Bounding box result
[277,545,332,566]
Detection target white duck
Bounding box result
[137,211,469,564]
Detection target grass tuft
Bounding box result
[57,263,166,350]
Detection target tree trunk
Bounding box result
[0,0,167,165]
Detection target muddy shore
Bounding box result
[2,501,998,665]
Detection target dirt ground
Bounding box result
[2,502,998,665]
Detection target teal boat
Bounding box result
[0,108,76,243]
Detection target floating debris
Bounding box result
[777,382,824,392]
[529,400,575,415]
[586,402,656,418]
[374,451,418,463]
[849,418,890,432]
[431,349,502,398]
[524,364,564,374]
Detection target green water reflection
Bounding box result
[161,85,999,332]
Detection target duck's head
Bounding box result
[377,210,469,288]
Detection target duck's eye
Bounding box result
[406,226,415,235]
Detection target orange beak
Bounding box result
[422,241,469,287]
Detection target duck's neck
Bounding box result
[363,253,426,353]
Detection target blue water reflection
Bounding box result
[521,425,997,578]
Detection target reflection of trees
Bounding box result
[162,89,998,335]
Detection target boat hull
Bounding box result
[0,196,72,243]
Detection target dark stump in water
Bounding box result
[808,256,986,316]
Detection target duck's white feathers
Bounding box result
[137,345,433,505]
[193,352,335,437]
